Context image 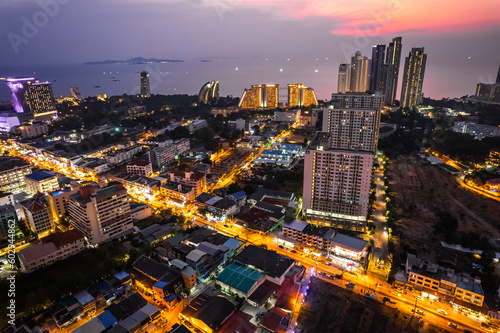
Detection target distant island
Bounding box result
[84,57,184,65]
[200,59,212,62]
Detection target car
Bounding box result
[394,287,403,293]
[447,323,458,329]
[278,245,284,249]
[391,291,401,297]
[328,275,335,280]
[437,309,448,315]
[414,295,423,301]
[412,309,425,316]
[345,282,355,290]
[375,282,382,287]
[364,293,375,300]
[335,274,343,279]
[480,327,493,332]
[318,271,326,276]
[291,249,297,253]
[382,297,390,303]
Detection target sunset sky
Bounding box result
[1,0,500,99]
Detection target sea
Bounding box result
[0,58,338,102]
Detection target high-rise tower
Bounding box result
[384,37,402,105]
[5,77,57,121]
[369,44,386,92]
[400,47,427,108]
[337,64,350,93]
[140,71,151,98]
[349,51,370,93]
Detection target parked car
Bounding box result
[437,309,448,315]
[447,322,458,329]
[412,309,425,316]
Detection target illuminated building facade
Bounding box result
[198,80,219,104]
[239,84,279,109]
[349,51,370,93]
[68,183,133,244]
[303,133,374,230]
[5,77,57,121]
[322,106,380,153]
[384,37,402,105]
[401,47,427,108]
[337,64,350,93]
[140,71,151,97]
[0,156,32,193]
[474,66,500,104]
[369,44,386,92]
[287,83,318,107]
[330,92,384,110]
[20,193,55,236]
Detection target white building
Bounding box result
[68,183,134,244]
[25,171,59,194]
[17,122,49,138]
[330,92,384,110]
[0,156,32,193]
[17,229,85,273]
[127,160,153,177]
[188,119,208,134]
[453,121,500,140]
[104,145,142,165]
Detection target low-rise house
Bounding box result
[160,181,197,206]
[18,229,85,273]
[180,292,236,333]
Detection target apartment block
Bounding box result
[127,160,153,177]
[68,183,133,244]
[17,229,85,273]
[0,156,32,193]
[25,170,59,194]
[20,193,55,236]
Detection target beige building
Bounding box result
[68,183,133,245]
[17,122,48,138]
[287,83,318,107]
[349,51,370,93]
[239,84,279,109]
[322,106,380,153]
[303,133,373,230]
[127,160,153,177]
[17,229,85,273]
[25,170,59,194]
[0,156,31,193]
[19,193,55,236]
[406,254,484,309]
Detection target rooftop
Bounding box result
[234,245,295,279]
[181,293,235,330]
[217,262,264,294]
[282,218,308,232]
[25,170,56,182]
[331,233,368,252]
[128,159,151,167]
[40,229,84,249]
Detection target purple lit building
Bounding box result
[5,77,58,121]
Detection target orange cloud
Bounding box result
[228,0,500,36]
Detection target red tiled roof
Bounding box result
[41,229,84,249]
[220,311,256,333]
[235,208,270,225]
[28,200,46,213]
[260,307,288,333]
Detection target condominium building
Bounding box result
[337,64,350,93]
[20,193,55,236]
[239,84,279,109]
[141,71,151,98]
[349,51,370,93]
[127,160,153,177]
[47,184,80,223]
[302,133,374,230]
[149,145,176,170]
[453,121,500,140]
[330,92,384,110]
[104,146,142,165]
[17,229,85,273]
[68,183,133,244]
[322,106,380,153]
[17,122,49,138]
[369,44,386,92]
[210,106,239,117]
[25,170,59,194]
[405,254,484,308]
[401,47,427,108]
[287,83,318,107]
[384,37,402,106]
[0,156,32,193]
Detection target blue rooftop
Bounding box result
[230,191,246,200]
[165,294,177,302]
[97,310,117,328]
[26,171,56,181]
[96,280,109,291]
[153,281,168,289]
[223,238,243,251]
[114,271,130,281]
